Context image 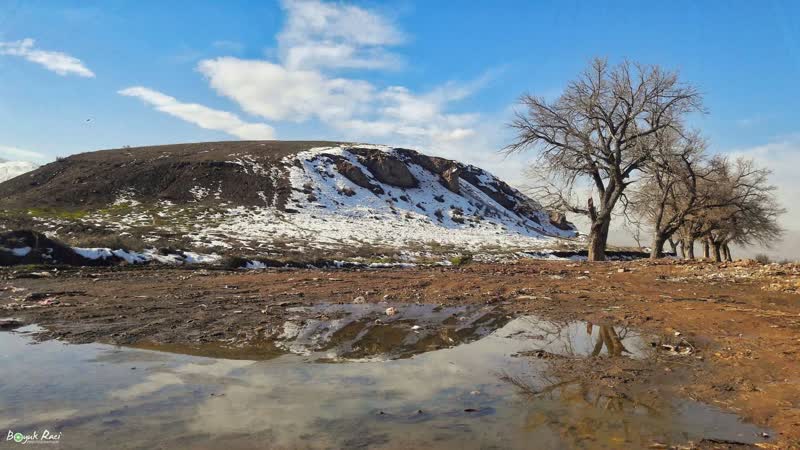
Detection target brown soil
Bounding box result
[1,259,799,448]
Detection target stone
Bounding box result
[349,148,418,188]
[440,166,461,193]
[330,157,385,195]
[548,211,573,230]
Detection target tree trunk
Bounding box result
[703,240,710,259]
[678,241,686,259]
[650,232,667,259]
[712,242,722,262]
[685,239,695,259]
[668,238,678,256]
[587,218,610,261]
[723,243,733,262]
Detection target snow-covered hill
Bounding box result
[0,159,38,183]
[0,141,578,257]
[198,145,576,251]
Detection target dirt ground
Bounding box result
[2,259,799,448]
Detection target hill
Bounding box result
[0,141,577,259]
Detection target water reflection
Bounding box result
[276,303,510,361]
[589,323,630,357]
[0,317,770,449]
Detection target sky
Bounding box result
[1,0,799,257]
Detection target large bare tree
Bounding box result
[506,58,703,260]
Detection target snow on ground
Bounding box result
[73,247,221,265]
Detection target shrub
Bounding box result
[449,253,473,266]
[754,253,771,264]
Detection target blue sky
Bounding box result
[1,0,798,161]
[2,0,799,255]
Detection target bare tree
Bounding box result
[693,156,783,261]
[628,129,708,258]
[506,58,703,261]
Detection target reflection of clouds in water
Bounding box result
[108,360,254,401]
[183,317,575,447]
[110,372,185,400]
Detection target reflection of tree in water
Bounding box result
[588,323,630,357]
[513,318,633,357]
[500,320,670,447]
[509,378,669,448]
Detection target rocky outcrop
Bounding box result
[329,155,385,195]
[549,212,573,231]
[460,167,517,211]
[349,148,418,188]
[440,166,461,194]
[395,149,453,174]
[395,149,462,193]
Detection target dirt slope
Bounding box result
[0,141,338,209]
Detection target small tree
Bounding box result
[696,156,784,261]
[505,58,703,261]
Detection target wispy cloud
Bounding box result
[0,145,50,163]
[0,38,95,77]
[118,87,275,140]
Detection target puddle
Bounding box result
[0,314,771,449]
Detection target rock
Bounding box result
[459,166,536,215]
[548,211,573,231]
[29,271,53,278]
[385,307,397,316]
[349,149,418,188]
[439,166,461,193]
[331,156,385,195]
[353,296,366,304]
[395,148,455,174]
[24,292,54,302]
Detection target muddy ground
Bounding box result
[1,259,799,448]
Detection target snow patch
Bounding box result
[9,247,32,257]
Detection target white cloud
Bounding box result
[193,0,488,152]
[0,145,50,163]
[0,38,94,77]
[277,0,404,70]
[118,86,275,140]
[198,58,375,123]
[199,56,484,147]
